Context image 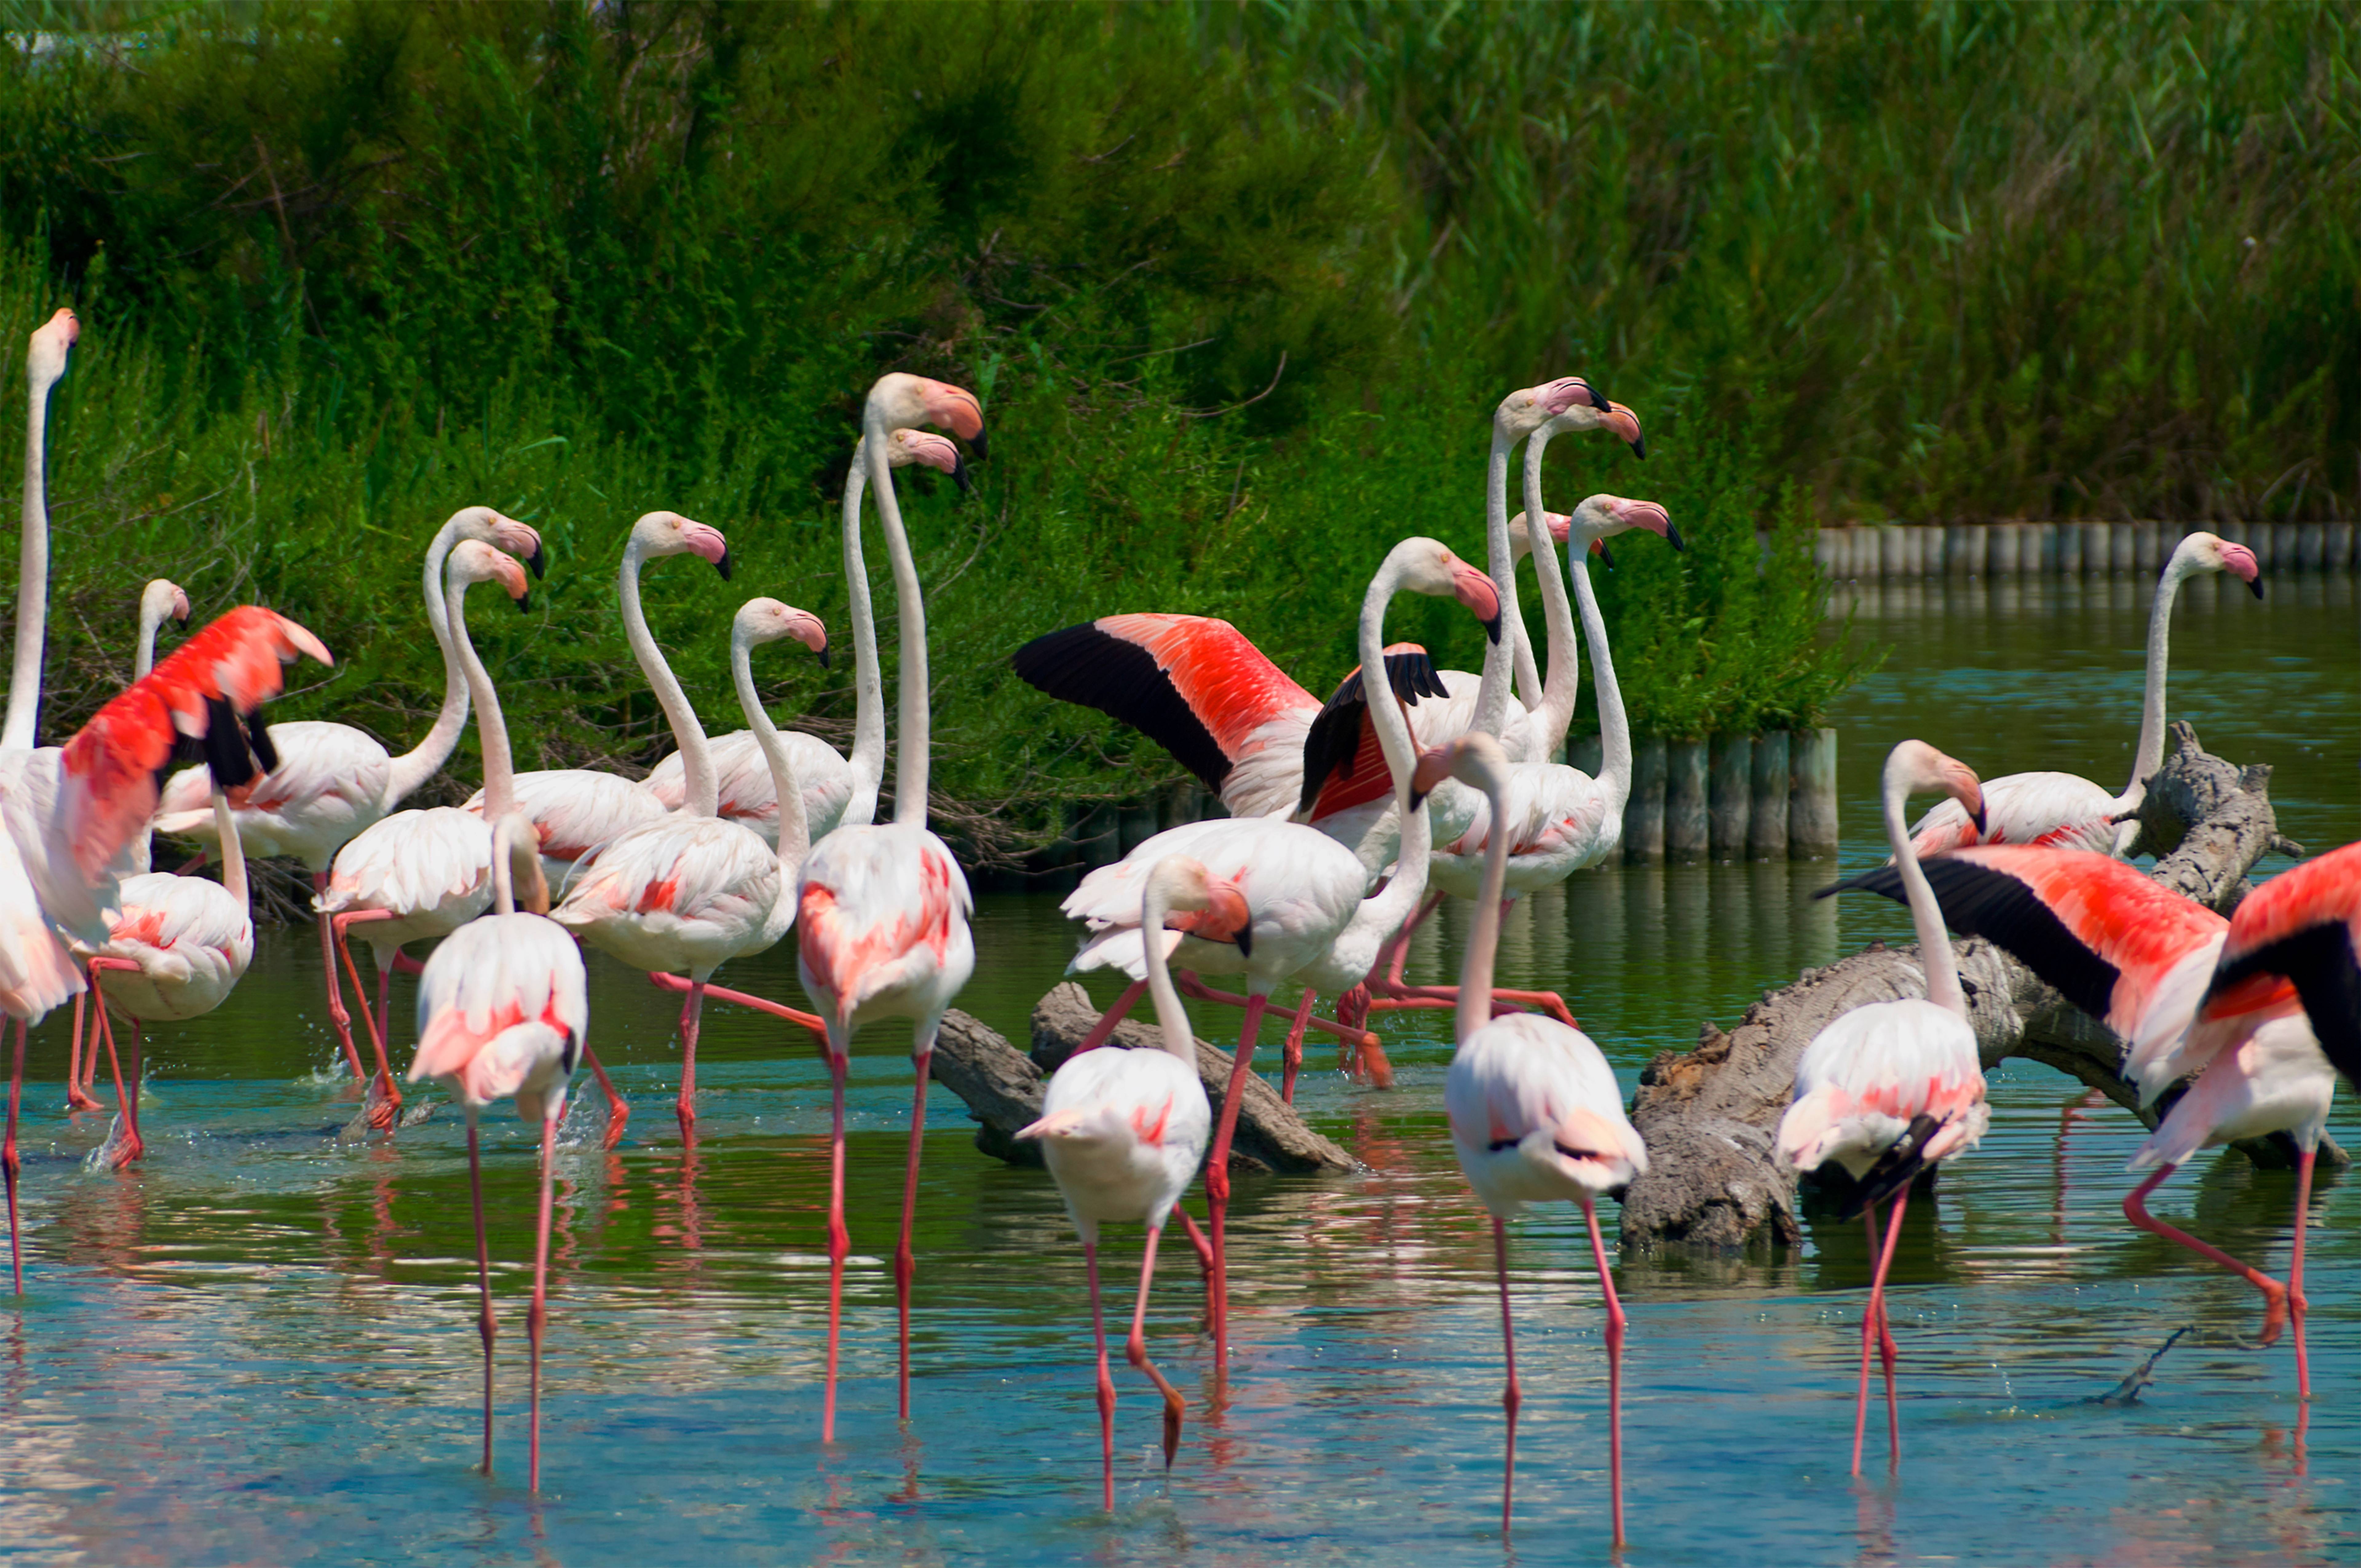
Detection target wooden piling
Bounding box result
[1789,727,1840,859]
[1708,734,1751,858]
[1666,738,1710,860]
[1747,731,1790,860]
[1624,735,1667,862]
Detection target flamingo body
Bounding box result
[552,813,783,976]
[1027,1046,1209,1235]
[1907,771,2122,859]
[80,871,253,1021]
[1448,1013,1647,1211]
[321,808,498,952]
[413,911,587,1126]
[152,720,392,869]
[1776,1001,1988,1179]
[467,769,667,890]
[797,822,975,1028]
[646,728,853,847]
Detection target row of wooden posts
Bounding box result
[1815,519,2359,579]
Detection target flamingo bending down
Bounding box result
[1905,531,2261,858]
[646,427,969,845]
[553,585,824,1135]
[2,606,331,1291]
[1058,536,1497,1366]
[1775,740,1991,1477]
[408,811,587,1492]
[1017,855,1217,1511]
[316,543,533,1126]
[1825,843,2331,1398]
[796,371,984,1440]
[154,507,544,1082]
[1422,731,1647,1545]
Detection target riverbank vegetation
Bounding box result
[0,2,2349,860]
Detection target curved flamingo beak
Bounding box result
[1601,402,1646,459]
[1612,497,1678,549]
[1591,538,1615,570]
[1536,378,1592,420]
[789,610,831,669]
[920,379,988,459]
[899,430,973,495]
[681,520,732,580]
[170,588,191,622]
[1450,561,1504,644]
[493,552,532,612]
[44,308,78,349]
[2222,542,2263,598]
[1410,746,1455,811]
[1174,880,1252,958]
[1944,760,1987,835]
[494,517,548,579]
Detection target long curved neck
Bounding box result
[1567,537,1631,811]
[1139,881,1198,1067]
[1351,557,1434,935]
[732,629,811,894]
[446,576,515,819]
[620,537,714,816]
[1885,776,1966,1018]
[2121,547,2197,808]
[1457,767,1514,1041]
[1472,425,1520,738]
[3,370,55,752]
[212,788,248,914]
[841,440,887,828]
[865,405,932,823]
[134,606,167,680]
[385,519,475,804]
[1520,428,1580,752]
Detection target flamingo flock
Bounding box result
[2,303,2355,1550]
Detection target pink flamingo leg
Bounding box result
[1583,1195,1627,1550]
[1492,1214,1521,1539]
[528,1110,557,1491]
[1852,1187,1910,1477]
[1177,1207,1217,1324]
[66,992,101,1111]
[1128,1223,1186,1470]
[87,963,147,1166]
[5,1018,23,1294]
[2292,1146,2314,1402]
[822,1049,848,1443]
[1279,989,1315,1104]
[578,1044,630,1146]
[1176,974,1374,1049]
[1086,1239,1116,1512]
[1073,979,1148,1056]
[1862,1203,1901,1459]
[674,980,705,1137]
[373,960,395,1071]
[1378,890,1442,989]
[391,950,426,977]
[465,1113,497,1476]
[646,971,828,1040]
[895,1049,935,1422]
[314,883,368,1082]
[2124,1163,2290,1343]
[331,917,403,1129]
[1204,991,1268,1376]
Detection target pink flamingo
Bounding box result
[1775,739,1991,1477]
[1016,855,1217,1511]
[1825,843,2331,1399]
[2,606,331,1291]
[154,507,544,1083]
[0,307,77,754]
[1905,531,2261,857]
[796,371,985,1439]
[552,588,827,1135]
[1057,536,1499,1366]
[1423,730,1647,1545]
[315,542,534,1126]
[407,811,587,1492]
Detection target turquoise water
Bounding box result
[1,572,2355,1565]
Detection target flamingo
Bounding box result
[315,542,533,1126]
[1016,855,1217,1511]
[1774,739,1991,1477]
[1823,843,2331,1399]
[0,307,77,754]
[645,427,968,843]
[1056,535,1499,1367]
[153,507,544,1082]
[2,605,331,1291]
[1905,530,2262,857]
[1421,729,1647,1545]
[795,370,985,1439]
[407,811,587,1492]
[552,586,825,1135]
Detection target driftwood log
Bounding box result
[1619,722,2342,1251]
[928,982,1356,1176]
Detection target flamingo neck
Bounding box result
[1472,425,1521,739]
[731,625,812,921]
[489,820,516,916]
[3,369,55,752]
[1348,553,1434,943]
[620,536,715,816]
[865,404,931,823]
[1884,772,1966,1017]
[1139,879,1198,1068]
[840,438,886,829]
[134,602,167,681]
[212,788,248,913]
[446,574,516,819]
[386,517,476,806]
[1519,425,1580,755]
[1457,764,1514,1043]
[2121,542,2198,810]
[1567,534,1631,810]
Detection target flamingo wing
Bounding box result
[1908,770,2120,857]
[1296,645,1449,819]
[2206,840,2361,1087]
[412,912,587,1115]
[1779,999,1987,1183]
[1447,1014,1648,1203]
[797,823,973,1022]
[153,720,393,861]
[0,823,80,1021]
[468,770,667,867]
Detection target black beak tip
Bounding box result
[514,592,531,615]
[1483,614,1503,646]
[1596,541,1617,572]
[1587,383,1612,410]
[1971,808,1989,835]
[2249,576,2265,599]
[1409,787,1433,813]
[526,545,548,580]
[951,456,974,495]
[968,426,989,462]
[815,646,832,670]
[1666,522,1686,552]
[1630,433,1649,460]
[715,549,734,583]
[1234,927,1252,959]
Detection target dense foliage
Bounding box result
[0,2,2345,860]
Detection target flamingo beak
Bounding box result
[525,543,547,580]
[1452,563,1504,644]
[1410,747,1454,812]
[1604,405,1646,459]
[715,548,733,581]
[1947,764,1988,835]
[1590,538,1616,570]
[967,423,990,462]
[171,589,191,622]
[951,453,973,495]
[514,589,531,615]
[2223,544,2263,598]
[1666,520,1685,551]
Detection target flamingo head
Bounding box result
[1389,536,1503,645]
[449,540,533,613]
[1150,855,1253,958]
[1410,732,1511,812]
[2182,531,2264,599]
[633,511,732,580]
[734,596,831,670]
[1495,377,1599,439]
[141,579,191,628]
[449,506,547,580]
[1888,739,1986,835]
[869,373,988,459]
[27,307,77,390]
[886,427,973,494]
[1572,494,1683,554]
[1540,387,1646,460]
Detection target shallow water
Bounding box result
[2,573,2357,1565]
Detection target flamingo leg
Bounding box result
[1853,1188,1909,1477]
[1380,891,1442,989]
[87,965,146,1167]
[332,918,403,1129]
[373,959,395,1072]
[1279,988,1314,1104]
[1177,1207,1216,1325]
[674,980,705,1137]
[895,1046,935,1422]
[465,1110,496,1477]
[645,971,828,1040]
[391,950,426,977]
[1204,991,1268,1376]
[1492,1214,1521,1539]
[1127,1222,1186,1472]
[314,888,368,1083]
[5,1018,23,1294]
[1176,975,1374,1047]
[579,1044,630,1146]
[528,1109,557,1492]
[1073,979,1148,1056]
[1863,1203,1900,1462]
[822,1048,848,1444]
[64,993,84,1112]
[1583,1195,1627,1550]
[2124,1163,2289,1344]
[2292,1146,2314,1403]
[1086,1239,1116,1513]
[65,991,101,1111]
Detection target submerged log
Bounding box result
[1619,722,2344,1252]
[926,983,1357,1176]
